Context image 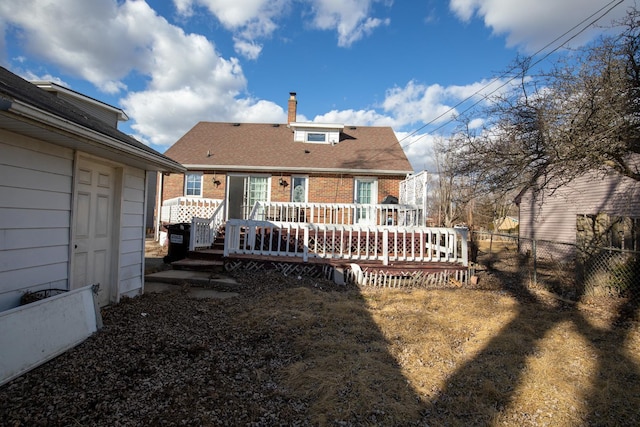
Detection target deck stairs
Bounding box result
[169,226,227,272]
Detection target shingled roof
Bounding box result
[164,122,414,175]
[0,66,183,172]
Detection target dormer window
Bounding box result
[307,133,327,143]
[289,122,345,145]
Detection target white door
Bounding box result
[354,178,377,224]
[72,157,116,307]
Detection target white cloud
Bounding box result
[380,77,513,129]
[394,131,440,173]
[177,0,276,28]
[233,38,263,60]
[449,0,633,53]
[0,0,291,149]
[176,0,287,58]
[176,0,389,58]
[313,109,395,127]
[310,0,390,47]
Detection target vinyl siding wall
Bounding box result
[518,169,640,245]
[0,129,150,310]
[117,168,147,298]
[0,130,73,311]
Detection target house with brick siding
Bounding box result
[158,93,414,225]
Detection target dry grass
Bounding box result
[2,240,639,426]
[248,282,640,426]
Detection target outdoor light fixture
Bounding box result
[279,178,288,187]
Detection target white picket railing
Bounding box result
[161,197,223,225]
[224,219,468,266]
[249,201,424,226]
[190,200,226,250]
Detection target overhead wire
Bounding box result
[367,0,626,165]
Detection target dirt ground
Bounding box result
[1,240,638,426]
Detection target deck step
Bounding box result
[171,258,224,271]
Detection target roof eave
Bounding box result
[182,164,413,175]
[2,98,185,173]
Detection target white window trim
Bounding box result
[353,177,378,204]
[184,172,203,197]
[291,175,309,203]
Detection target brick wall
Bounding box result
[159,171,404,204]
[160,173,184,200]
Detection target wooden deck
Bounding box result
[173,221,470,287]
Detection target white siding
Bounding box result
[519,169,640,245]
[117,169,146,299]
[55,92,119,128]
[0,131,73,310]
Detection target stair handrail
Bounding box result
[190,199,226,250]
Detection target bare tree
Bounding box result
[450,6,640,197]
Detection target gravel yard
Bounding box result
[0,272,341,426]
[1,245,639,426]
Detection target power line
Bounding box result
[388,0,626,163]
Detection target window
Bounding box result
[185,173,203,196]
[307,132,326,143]
[291,176,308,203]
[577,214,640,251]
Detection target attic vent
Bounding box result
[349,126,357,130]
[272,124,280,127]
[232,123,240,126]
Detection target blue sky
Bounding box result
[0,0,635,171]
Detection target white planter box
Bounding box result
[0,285,101,386]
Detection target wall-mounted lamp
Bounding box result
[279,178,289,187]
[212,178,221,187]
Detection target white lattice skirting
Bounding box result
[223,258,470,288]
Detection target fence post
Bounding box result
[532,238,537,286]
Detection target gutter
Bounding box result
[1,97,185,173]
[182,164,414,176]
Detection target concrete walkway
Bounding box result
[144,269,241,299]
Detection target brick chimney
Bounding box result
[287,92,297,124]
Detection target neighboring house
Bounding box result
[515,167,640,252]
[494,216,519,233]
[158,92,413,228]
[0,67,185,311]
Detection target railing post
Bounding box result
[383,228,389,265]
[223,221,231,257]
[459,228,469,267]
[303,226,309,262]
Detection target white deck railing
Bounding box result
[224,219,468,266]
[249,201,424,226]
[161,197,223,225]
[190,200,226,250]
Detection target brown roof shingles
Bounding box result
[164,122,414,174]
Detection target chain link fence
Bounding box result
[472,231,640,305]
